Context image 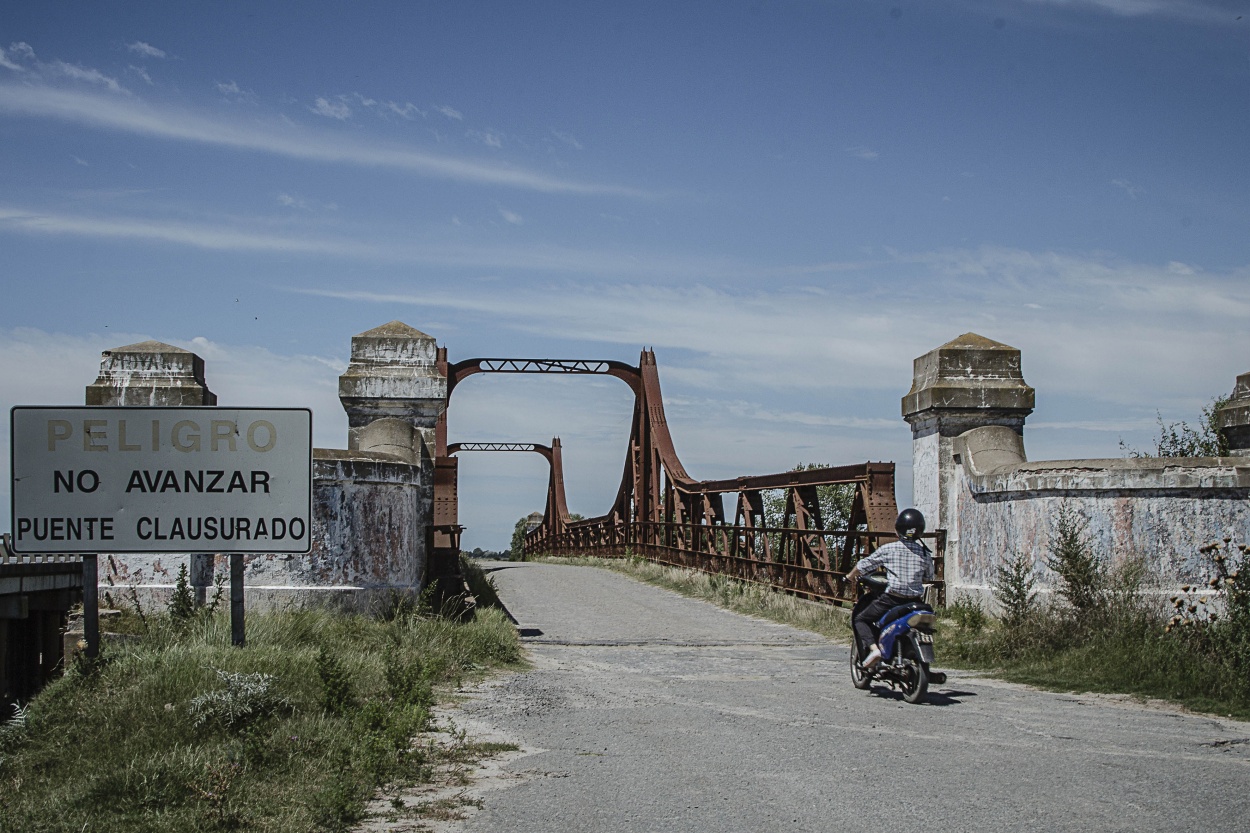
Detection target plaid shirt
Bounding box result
[855,539,933,599]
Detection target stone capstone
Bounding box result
[85,340,216,407]
[1217,371,1250,456]
[338,321,447,433]
[901,332,1035,421]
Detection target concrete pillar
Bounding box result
[337,321,447,462]
[901,333,1035,536]
[85,340,216,406]
[85,341,217,603]
[1217,372,1250,456]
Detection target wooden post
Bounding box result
[230,554,245,647]
[82,554,99,659]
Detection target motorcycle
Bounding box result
[849,574,946,704]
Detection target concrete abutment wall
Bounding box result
[90,323,445,612]
[905,333,1250,602]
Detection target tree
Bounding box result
[509,515,531,561]
[1122,395,1231,458]
[761,463,856,531]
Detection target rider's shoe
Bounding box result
[862,645,884,669]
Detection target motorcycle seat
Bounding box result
[877,601,933,629]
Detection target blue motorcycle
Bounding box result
[850,574,946,704]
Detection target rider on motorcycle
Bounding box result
[846,508,933,669]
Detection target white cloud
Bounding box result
[498,207,523,225]
[384,101,425,119]
[129,65,153,85]
[49,61,126,94]
[310,95,351,120]
[277,193,309,210]
[468,129,503,148]
[1111,178,1143,198]
[126,41,166,59]
[435,104,463,120]
[1022,0,1244,22]
[0,46,25,72]
[847,145,879,160]
[216,81,257,104]
[8,42,36,63]
[70,155,88,166]
[0,83,649,196]
[551,129,584,150]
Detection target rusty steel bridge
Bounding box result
[432,349,944,607]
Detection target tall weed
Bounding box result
[0,604,521,832]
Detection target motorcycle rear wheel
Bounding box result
[899,639,929,704]
[850,640,872,690]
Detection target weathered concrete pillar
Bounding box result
[337,322,446,588]
[338,322,447,463]
[85,340,216,406]
[901,333,1035,535]
[85,341,217,603]
[1217,372,1250,457]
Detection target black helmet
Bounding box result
[895,508,925,540]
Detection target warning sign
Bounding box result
[10,407,312,554]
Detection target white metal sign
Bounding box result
[10,407,312,554]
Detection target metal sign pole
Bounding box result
[82,554,99,659]
[230,553,245,647]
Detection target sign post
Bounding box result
[10,407,312,648]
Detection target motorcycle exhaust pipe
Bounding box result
[930,671,947,685]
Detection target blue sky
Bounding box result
[3,0,1249,549]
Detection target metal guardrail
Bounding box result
[1,533,85,567]
[532,521,946,607]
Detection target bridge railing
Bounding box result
[528,520,945,607]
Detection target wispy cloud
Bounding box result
[0,45,25,72]
[435,104,463,120]
[847,145,879,161]
[292,245,1250,414]
[383,100,425,119]
[0,83,650,196]
[551,129,584,150]
[277,193,336,212]
[126,41,166,59]
[216,80,257,104]
[468,129,503,148]
[1,43,127,93]
[70,155,88,166]
[48,61,126,93]
[498,207,523,225]
[129,65,153,85]
[1111,178,1143,198]
[310,95,351,120]
[1021,0,1245,23]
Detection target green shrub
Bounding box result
[1046,502,1106,617]
[188,670,291,733]
[315,647,356,717]
[992,551,1038,627]
[168,563,196,622]
[946,593,988,633]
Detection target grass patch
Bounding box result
[0,604,521,832]
[937,524,1250,721]
[536,554,852,641]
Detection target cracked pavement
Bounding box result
[444,561,1250,833]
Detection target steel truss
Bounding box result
[434,348,944,607]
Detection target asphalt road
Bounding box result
[449,561,1250,833]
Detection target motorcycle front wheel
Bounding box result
[850,640,872,690]
[899,638,929,704]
